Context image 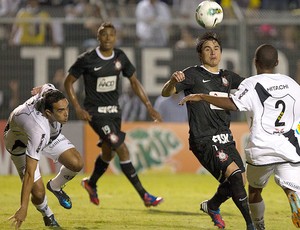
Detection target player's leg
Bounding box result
[43,135,83,209]
[248,185,265,230]
[10,154,60,227]
[88,141,113,187]
[115,142,163,207]
[247,164,273,230]
[82,141,113,205]
[192,144,227,229]
[31,177,60,227]
[226,165,255,229]
[274,163,300,228]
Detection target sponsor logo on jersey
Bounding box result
[267,84,289,92]
[96,76,117,92]
[273,127,284,135]
[202,79,211,83]
[48,136,67,147]
[94,66,102,71]
[216,150,228,162]
[212,133,230,144]
[37,134,46,152]
[238,88,248,100]
[115,60,122,71]
[222,76,229,86]
[98,105,118,113]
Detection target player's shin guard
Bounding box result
[228,170,253,226]
[120,160,146,198]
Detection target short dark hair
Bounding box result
[255,44,278,69]
[43,90,66,112]
[97,22,116,34]
[196,32,222,53]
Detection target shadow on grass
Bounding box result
[102,207,199,216]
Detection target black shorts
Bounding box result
[190,139,245,183]
[89,114,125,149]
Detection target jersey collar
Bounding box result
[96,47,115,60]
[200,65,220,75]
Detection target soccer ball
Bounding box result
[195,1,223,29]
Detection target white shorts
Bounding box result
[10,134,75,182]
[247,163,300,192]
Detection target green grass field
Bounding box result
[0,173,295,230]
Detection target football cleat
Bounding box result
[81,177,100,205]
[143,193,163,207]
[247,223,256,230]
[43,214,60,227]
[47,180,72,209]
[288,192,300,227]
[200,200,225,229]
[254,221,265,230]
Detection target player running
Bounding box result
[64,22,163,207]
[162,32,255,230]
[179,44,300,229]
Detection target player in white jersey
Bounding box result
[179,44,300,229]
[4,83,83,229]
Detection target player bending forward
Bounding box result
[4,83,83,229]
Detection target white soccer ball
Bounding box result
[195,1,223,29]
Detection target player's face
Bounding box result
[200,40,221,69]
[48,99,69,124]
[98,27,116,52]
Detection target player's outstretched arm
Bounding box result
[179,94,238,111]
[129,73,162,122]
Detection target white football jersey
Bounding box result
[4,84,62,160]
[231,73,300,165]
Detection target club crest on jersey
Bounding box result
[109,133,119,144]
[221,76,229,86]
[115,60,122,71]
[216,150,228,162]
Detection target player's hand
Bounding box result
[31,86,43,96]
[9,208,27,230]
[148,108,162,122]
[171,71,185,83]
[179,94,203,105]
[75,107,92,122]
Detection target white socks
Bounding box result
[49,165,78,191]
[35,195,53,217]
[249,200,265,229]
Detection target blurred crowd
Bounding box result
[1,0,300,121]
[1,0,300,47]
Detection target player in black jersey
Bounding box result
[64,22,163,207]
[162,32,255,230]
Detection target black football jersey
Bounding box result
[68,47,135,113]
[175,65,244,140]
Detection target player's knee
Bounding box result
[228,169,243,186]
[228,170,247,198]
[73,158,84,172]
